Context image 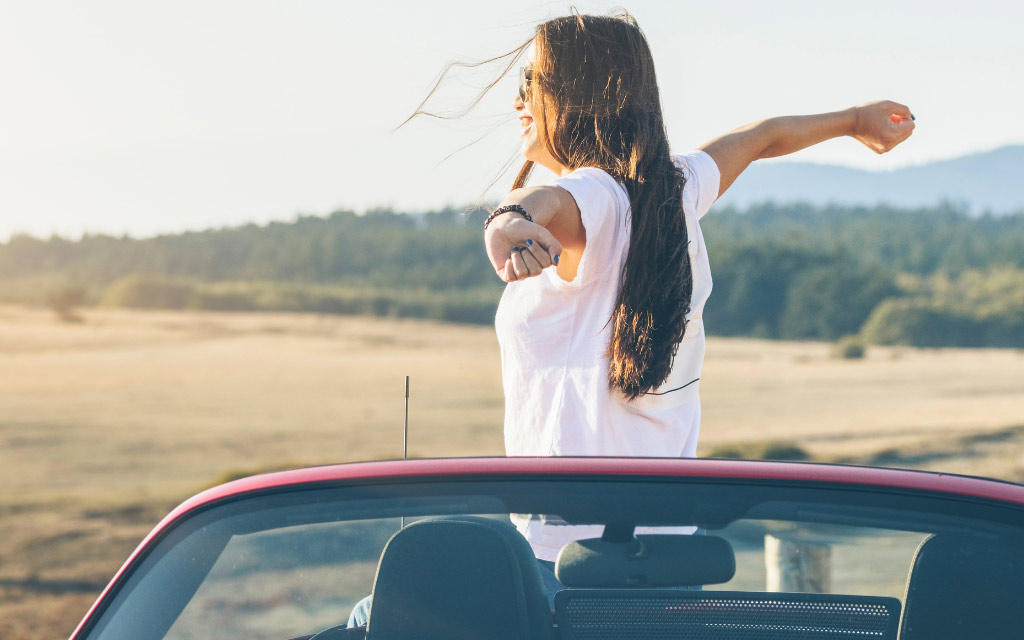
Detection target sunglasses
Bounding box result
[518,66,533,102]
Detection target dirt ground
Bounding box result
[2,305,1023,639]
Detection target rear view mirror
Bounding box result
[555,534,736,588]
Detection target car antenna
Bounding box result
[401,375,409,530]
[404,375,410,461]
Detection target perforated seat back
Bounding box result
[900,534,1024,639]
[555,590,900,640]
[365,516,553,640]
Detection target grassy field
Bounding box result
[2,304,1023,639]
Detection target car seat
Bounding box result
[364,516,554,640]
[899,533,1024,639]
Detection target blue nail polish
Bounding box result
[554,254,560,265]
[526,239,533,247]
[910,113,916,121]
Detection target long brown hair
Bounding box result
[520,13,691,400]
[407,12,692,400]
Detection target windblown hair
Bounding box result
[518,13,691,400]
[406,12,692,400]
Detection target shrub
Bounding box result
[706,441,811,461]
[47,285,88,322]
[98,277,502,326]
[101,275,200,310]
[706,446,745,459]
[833,335,867,359]
[861,299,978,347]
[759,442,811,461]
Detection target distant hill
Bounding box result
[716,145,1024,215]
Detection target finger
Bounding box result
[887,103,914,127]
[502,257,517,282]
[520,238,552,269]
[518,245,544,275]
[532,227,564,266]
[893,117,915,143]
[891,103,913,119]
[511,249,532,280]
[890,115,916,129]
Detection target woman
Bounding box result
[481,12,913,580]
[349,11,913,624]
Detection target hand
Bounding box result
[850,100,915,154]
[484,215,562,283]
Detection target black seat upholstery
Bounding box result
[900,534,1024,639]
[364,516,553,640]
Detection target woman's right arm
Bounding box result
[699,100,916,198]
[484,186,577,283]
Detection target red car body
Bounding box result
[70,457,1024,640]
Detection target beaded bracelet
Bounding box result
[484,204,533,230]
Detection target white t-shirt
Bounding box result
[495,150,721,560]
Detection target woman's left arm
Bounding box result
[699,100,916,198]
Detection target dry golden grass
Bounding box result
[1,304,1022,639]
[700,338,1024,473]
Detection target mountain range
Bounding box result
[715,145,1024,215]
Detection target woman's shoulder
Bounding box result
[550,166,629,217]
[554,166,627,196]
[672,150,720,180]
[672,150,721,221]
[556,154,718,197]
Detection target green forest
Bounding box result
[2,201,1022,348]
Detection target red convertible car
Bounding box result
[69,457,1024,640]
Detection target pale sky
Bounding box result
[2,0,1022,240]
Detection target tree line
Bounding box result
[2,202,1022,348]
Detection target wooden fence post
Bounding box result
[765,534,831,593]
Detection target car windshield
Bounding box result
[81,475,1024,640]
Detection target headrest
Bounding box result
[900,533,1024,639]
[366,516,552,640]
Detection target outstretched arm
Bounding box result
[699,100,916,198]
